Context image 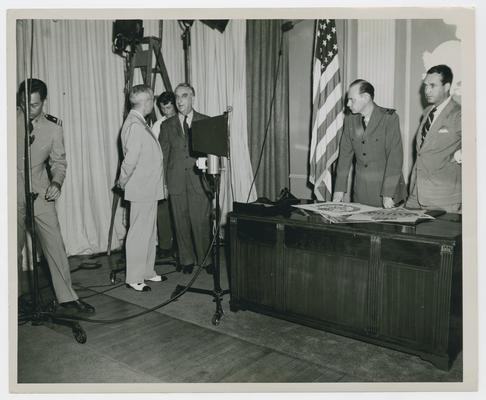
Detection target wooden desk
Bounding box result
[228,211,462,370]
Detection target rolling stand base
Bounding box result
[171,283,230,325]
[19,301,87,343]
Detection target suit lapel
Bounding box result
[420,101,454,151]
[417,105,434,151]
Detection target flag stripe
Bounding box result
[308,19,344,200]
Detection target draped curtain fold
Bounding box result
[190,20,256,224]
[246,20,289,200]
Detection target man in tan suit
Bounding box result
[118,85,165,292]
[17,79,95,314]
[407,64,462,213]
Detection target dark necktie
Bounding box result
[361,116,367,131]
[421,106,437,146]
[183,115,190,137]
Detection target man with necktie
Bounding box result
[159,83,212,274]
[17,78,95,314]
[406,64,462,213]
[333,79,406,208]
[118,84,165,292]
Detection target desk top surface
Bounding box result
[230,209,462,243]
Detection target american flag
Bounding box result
[309,19,344,200]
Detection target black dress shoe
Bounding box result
[59,299,96,314]
[182,264,194,274]
[204,264,215,275]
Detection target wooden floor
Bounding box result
[18,289,341,383]
[15,253,463,385]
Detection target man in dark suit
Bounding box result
[17,79,95,314]
[406,64,462,213]
[333,79,406,208]
[159,83,211,274]
[152,91,177,258]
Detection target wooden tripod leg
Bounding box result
[107,189,120,256]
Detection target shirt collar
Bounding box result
[178,110,194,126]
[432,96,452,117]
[132,109,146,122]
[31,112,44,125]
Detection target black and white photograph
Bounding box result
[3,1,482,397]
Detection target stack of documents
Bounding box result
[292,202,435,224]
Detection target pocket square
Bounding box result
[438,127,449,134]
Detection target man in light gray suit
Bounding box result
[159,83,212,274]
[407,64,462,213]
[118,85,165,292]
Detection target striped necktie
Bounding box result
[421,106,437,147]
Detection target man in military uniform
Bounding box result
[17,78,95,314]
[333,79,406,208]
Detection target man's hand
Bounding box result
[45,182,61,201]
[115,179,124,191]
[382,196,395,209]
[332,191,344,202]
[452,149,462,164]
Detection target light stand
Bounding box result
[18,88,86,343]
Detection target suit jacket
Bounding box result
[119,109,164,202]
[17,108,67,215]
[159,111,209,195]
[409,99,461,207]
[334,105,406,207]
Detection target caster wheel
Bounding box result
[72,323,87,344]
[110,272,116,285]
[212,314,221,326]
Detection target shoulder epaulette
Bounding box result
[45,114,63,127]
[384,108,396,115]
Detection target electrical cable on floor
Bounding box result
[20,227,220,325]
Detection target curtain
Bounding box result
[189,20,256,225]
[246,20,289,200]
[17,20,126,255]
[16,19,185,255]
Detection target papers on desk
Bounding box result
[292,202,435,224]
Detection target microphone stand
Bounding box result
[18,92,87,343]
[171,155,230,325]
